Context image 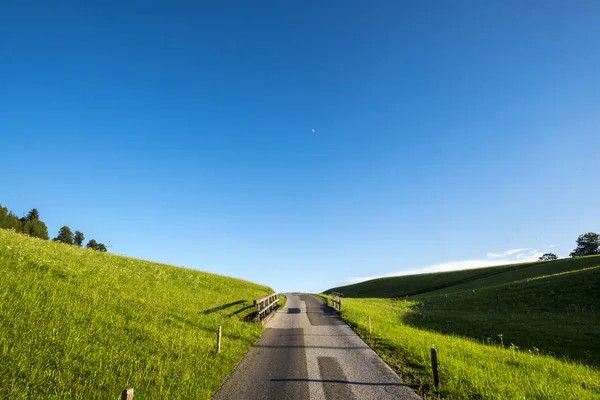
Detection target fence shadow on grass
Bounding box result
[201,300,246,315]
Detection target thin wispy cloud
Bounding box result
[345,247,550,285]
[487,248,530,258]
[504,248,531,256]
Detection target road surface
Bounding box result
[213,293,421,400]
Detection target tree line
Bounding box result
[2,203,598,261]
[539,232,599,261]
[0,203,108,252]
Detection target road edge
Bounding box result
[313,294,424,399]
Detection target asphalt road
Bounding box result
[213,294,421,400]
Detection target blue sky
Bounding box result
[1,1,599,293]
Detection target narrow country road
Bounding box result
[213,294,421,400]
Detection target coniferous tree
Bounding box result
[22,219,49,240]
[26,208,40,221]
[74,231,85,246]
[53,226,74,245]
[0,205,23,232]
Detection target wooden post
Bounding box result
[431,347,439,388]
[121,388,134,400]
[217,325,222,353]
[368,316,372,334]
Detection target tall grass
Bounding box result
[324,256,600,399]
[332,297,600,399]
[406,265,600,367]
[0,229,272,399]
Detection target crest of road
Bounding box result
[214,294,421,400]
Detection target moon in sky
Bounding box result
[312,129,315,133]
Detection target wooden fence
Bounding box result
[331,291,343,311]
[254,293,280,321]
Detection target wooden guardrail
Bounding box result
[331,291,343,311]
[254,293,279,321]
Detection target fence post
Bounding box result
[431,347,439,388]
[217,325,222,353]
[368,316,372,334]
[121,388,134,400]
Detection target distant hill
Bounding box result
[323,256,600,399]
[325,256,600,298]
[0,229,272,399]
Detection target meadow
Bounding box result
[325,256,600,399]
[0,229,272,399]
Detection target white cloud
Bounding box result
[345,246,550,285]
[503,248,531,256]
[487,248,531,258]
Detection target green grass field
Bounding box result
[0,229,273,399]
[325,256,600,399]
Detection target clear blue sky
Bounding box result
[1,1,599,293]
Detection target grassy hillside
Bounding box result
[326,256,600,298]
[0,229,272,399]
[324,256,600,399]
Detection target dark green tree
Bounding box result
[74,231,85,246]
[570,232,600,257]
[539,253,557,261]
[18,208,49,239]
[26,208,40,221]
[86,239,98,249]
[96,243,107,252]
[0,205,23,232]
[22,219,49,240]
[53,226,74,245]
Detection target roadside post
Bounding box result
[431,347,439,388]
[121,388,134,400]
[217,325,222,353]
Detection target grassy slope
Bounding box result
[326,256,600,298]
[324,256,600,399]
[0,229,272,399]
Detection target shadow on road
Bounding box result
[270,378,410,387]
[254,344,369,350]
